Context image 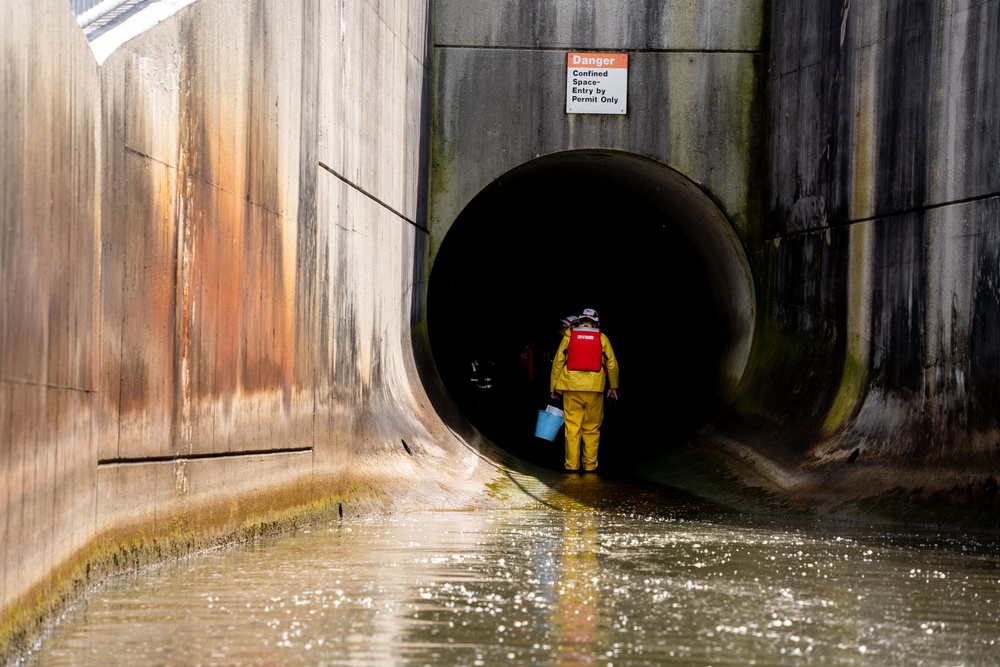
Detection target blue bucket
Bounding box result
[534,409,564,441]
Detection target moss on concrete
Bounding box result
[821,347,868,437]
[0,483,393,665]
[733,316,838,425]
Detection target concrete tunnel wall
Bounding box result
[427,0,764,468]
[429,0,1000,518]
[426,151,757,467]
[3,0,1000,659]
[1,0,506,657]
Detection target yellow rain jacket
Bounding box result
[550,324,619,394]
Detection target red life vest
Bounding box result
[567,327,603,372]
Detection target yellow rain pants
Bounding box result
[562,390,605,471]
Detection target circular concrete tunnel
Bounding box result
[428,151,755,472]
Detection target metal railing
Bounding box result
[68,0,133,28]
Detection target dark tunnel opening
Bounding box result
[428,151,754,473]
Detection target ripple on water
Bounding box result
[19,508,1000,666]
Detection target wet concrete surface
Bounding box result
[19,473,1000,666]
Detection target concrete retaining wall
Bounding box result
[1,0,501,659]
[1,0,101,654]
[653,0,1000,518]
[748,0,1000,481]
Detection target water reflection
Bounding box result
[557,512,602,665]
[18,493,1000,666]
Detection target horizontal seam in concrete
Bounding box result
[434,44,764,55]
[124,145,294,222]
[318,161,428,234]
[771,191,1000,240]
[98,447,313,466]
[1,377,94,392]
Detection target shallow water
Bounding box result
[19,479,1000,666]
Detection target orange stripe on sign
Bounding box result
[567,52,629,69]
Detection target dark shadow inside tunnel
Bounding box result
[428,151,754,473]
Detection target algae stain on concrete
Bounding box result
[426,134,457,264]
[821,348,868,438]
[0,484,390,664]
[821,222,875,438]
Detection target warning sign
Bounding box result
[566,52,628,115]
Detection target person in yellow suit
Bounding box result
[550,308,619,472]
